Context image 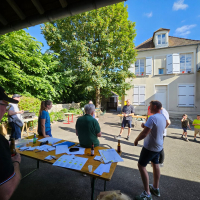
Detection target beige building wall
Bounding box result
[125,45,200,115]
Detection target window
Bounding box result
[135,59,145,76]
[159,68,164,75]
[133,85,145,105]
[180,54,192,73]
[158,34,166,45]
[178,84,195,107]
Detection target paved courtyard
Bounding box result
[11,111,200,200]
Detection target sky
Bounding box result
[25,0,200,53]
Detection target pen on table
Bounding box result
[51,156,57,160]
[35,150,42,153]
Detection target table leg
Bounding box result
[91,177,96,200]
[22,160,39,179]
[21,123,25,137]
[104,180,107,191]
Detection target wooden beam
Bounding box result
[31,0,45,15]
[59,0,68,8]
[7,0,26,20]
[0,14,8,25]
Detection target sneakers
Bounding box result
[135,191,152,200]
[115,135,121,140]
[194,138,197,141]
[185,138,189,142]
[149,184,160,197]
[181,135,183,138]
[159,163,164,167]
[127,136,130,141]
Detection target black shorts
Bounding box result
[121,118,132,128]
[138,147,162,167]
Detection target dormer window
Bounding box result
[158,34,166,45]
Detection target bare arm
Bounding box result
[97,132,101,137]
[166,119,171,128]
[0,154,21,200]
[134,127,151,146]
[40,119,49,137]
[8,110,24,116]
[188,122,191,129]
[181,118,184,122]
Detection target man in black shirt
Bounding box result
[0,86,21,200]
[115,99,135,141]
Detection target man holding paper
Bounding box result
[76,104,101,148]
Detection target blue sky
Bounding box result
[26,0,200,52]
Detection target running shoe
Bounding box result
[185,138,189,142]
[135,191,152,200]
[115,135,121,140]
[127,136,130,141]
[194,138,197,141]
[149,184,160,197]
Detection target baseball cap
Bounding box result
[12,94,22,98]
[0,86,19,104]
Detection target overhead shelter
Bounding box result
[0,0,124,36]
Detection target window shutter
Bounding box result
[129,63,135,74]
[166,54,172,74]
[146,57,152,75]
[139,85,145,105]
[172,53,180,73]
[133,85,139,105]
[188,85,195,107]
[178,85,195,107]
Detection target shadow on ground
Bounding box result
[10,156,200,200]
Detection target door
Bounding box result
[155,86,167,109]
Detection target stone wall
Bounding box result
[50,103,80,113]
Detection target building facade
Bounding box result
[125,28,200,115]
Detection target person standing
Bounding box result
[76,104,101,148]
[181,114,191,142]
[38,100,53,137]
[192,115,200,141]
[8,94,24,140]
[115,99,134,141]
[0,86,21,200]
[134,101,166,200]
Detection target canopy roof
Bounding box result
[0,0,124,35]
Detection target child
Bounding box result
[181,114,191,142]
[192,115,200,141]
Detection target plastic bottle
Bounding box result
[33,133,37,144]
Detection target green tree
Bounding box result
[42,2,136,107]
[0,30,74,103]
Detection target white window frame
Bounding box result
[157,34,166,45]
[180,54,192,73]
[135,59,145,76]
[133,85,146,106]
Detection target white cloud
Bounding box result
[173,0,188,11]
[144,12,153,18]
[175,24,196,37]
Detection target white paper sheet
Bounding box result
[44,155,53,160]
[20,146,39,151]
[27,146,38,151]
[99,149,124,163]
[53,155,88,171]
[93,163,111,175]
[94,156,103,161]
[38,137,62,145]
[56,145,68,155]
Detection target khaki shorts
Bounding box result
[194,128,200,135]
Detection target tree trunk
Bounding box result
[95,87,101,108]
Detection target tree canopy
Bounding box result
[0,30,73,103]
[42,2,136,107]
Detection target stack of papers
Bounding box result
[53,155,88,171]
[93,163,112,175]
[36,145,56,152]
[99,149,124,163]
[38,137,62,145]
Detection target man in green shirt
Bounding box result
[76,104,101,148]
[192,115,200,141]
